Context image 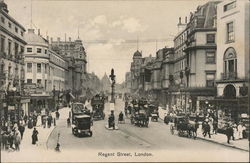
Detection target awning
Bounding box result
[69,93,75,99]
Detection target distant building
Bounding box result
[125,72,132,93]
[0,0,29,120]
[130,50,143,94]
[215,0,249,126]
[101,73,111,94]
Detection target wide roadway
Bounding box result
[47,99,249,162]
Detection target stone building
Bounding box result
[215,0,249,129]
[130,50,143,94]
[0,0,29,121]
[50,36,87,99]
[24,29,68,112]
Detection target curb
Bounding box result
[45,126,56,149]
[196,136,249,152]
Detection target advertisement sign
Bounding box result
[8,106,15,110]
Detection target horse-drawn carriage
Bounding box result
[170,116,199,139]
[91,94,105,120]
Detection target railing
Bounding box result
[221,72,237,80]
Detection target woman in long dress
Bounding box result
[36,114,42,127]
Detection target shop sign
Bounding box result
[197,96,214,101]
[8,106,15,110]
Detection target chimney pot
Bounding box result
[185,16,187,23]
[38,29,40,36]
[179,17,181,24]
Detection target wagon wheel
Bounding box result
[89,131,93,137]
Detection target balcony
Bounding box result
[221,72,237,80]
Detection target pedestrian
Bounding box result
[2,131,8,150]
[47,115,52,128]
[225,123,233,144]
[238,122,244,139]
[18,123,25,140]
[202,121,211,138]
[213,119,218,134]
[232,123,238,140]
[23,114,28,124]
[28,118,33,129]
[14,132,21,151]
[32,128,39,145]
[33,115,37,127]
[8,130,14,149]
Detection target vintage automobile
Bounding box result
[71,102,85,125]
[91,94,105,120]
[72,115,93,137]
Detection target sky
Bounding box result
[5,0,210,83]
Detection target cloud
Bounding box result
[122,17,147,33]
[92,15,108,26]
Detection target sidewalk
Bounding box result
[196,126,249,152]
[158,107,249,152]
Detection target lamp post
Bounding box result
[109,68,116,103]
[53,85,56,111]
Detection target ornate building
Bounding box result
[24,29,68,112]
[0,0,29,122]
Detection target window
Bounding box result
[224,1,236,12]
[1,17,5,23]
[37,63,41,73]
[0,36,5,52]
[20,46,24,54]
[37,79,42,84]
[37,48,42,53]
[206,73,215,87]
[45,49,47,54]
[15,27,18,33]
[14,42,18,56]
[227,22,234,42]
[27,63,32,73]
[21,31,24,37]
[8,40,11,55]
[206,52,216,64]
[45,64,47,74]
[27,48,32,52]
[206,34,215,44]
[8,22,12,28]
[27,79,32,84]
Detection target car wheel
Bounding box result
[89,131,93,137]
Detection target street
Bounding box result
[46,99,249,162]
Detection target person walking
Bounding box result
[225,123,233,144]
[232,123,238,140]
[213,119,218,134]
[14,132,21,151]
[238,122,244,139]
[202,121,211,138]
[32,128,39,145]
[8,130,15,149]
[18,124,25,140]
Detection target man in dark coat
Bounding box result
[18,124,25,139]
[225,124,233,144]
[202,121,211,138]
[32,128,39,145]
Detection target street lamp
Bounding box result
[109,68,116,103]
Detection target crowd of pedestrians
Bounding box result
[1,109,59,152]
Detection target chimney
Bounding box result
[69,37,71,42]
[38,29,40,36]
[185,16,187,23]
[178,17,181,24]
[28,29,35,34]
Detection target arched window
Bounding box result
[223,47,237,79]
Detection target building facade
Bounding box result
[0,0,29,123]
[50,37,87,99]
[130,50,143,94]
[215,0,249,129]
[24,29,68,112]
